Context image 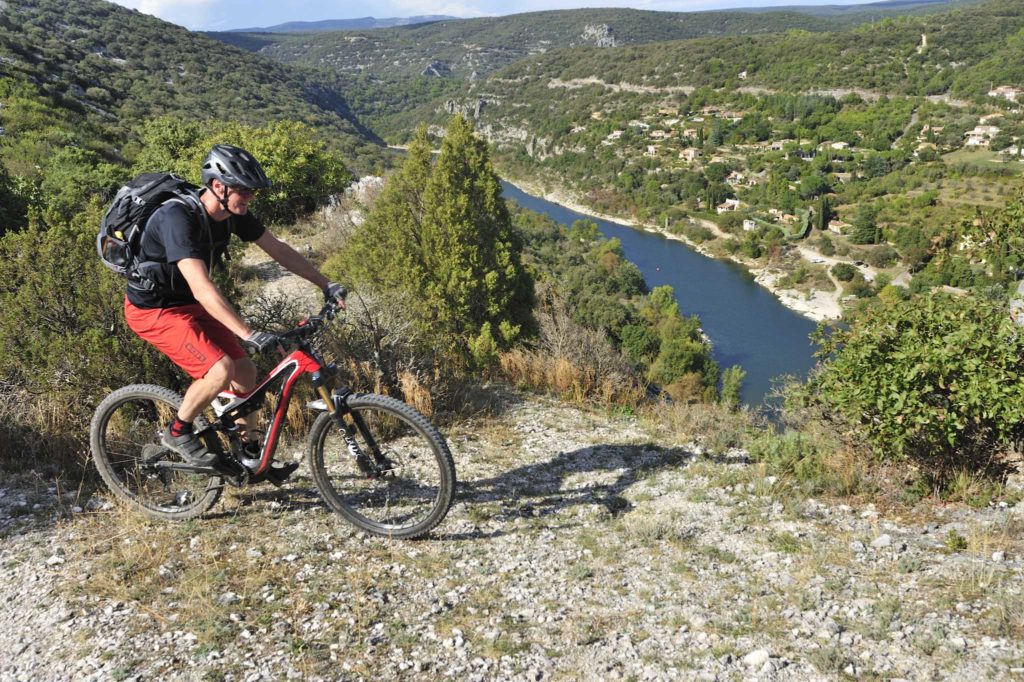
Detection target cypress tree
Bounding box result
[816,195,832,231]
[342,125,433,295]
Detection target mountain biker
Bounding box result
[123,144,347,477]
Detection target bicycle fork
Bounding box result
[311,372,392,478]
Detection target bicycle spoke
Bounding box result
[91,385,222,520]
[308,394,455,539]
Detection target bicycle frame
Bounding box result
[207,345,332,477]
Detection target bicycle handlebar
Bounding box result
[276,299,343,346]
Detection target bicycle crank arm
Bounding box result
[152,461,223,476]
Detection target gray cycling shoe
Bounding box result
[161,431,218,467]
[267,461,300,486]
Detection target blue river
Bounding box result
[501,181,820,406]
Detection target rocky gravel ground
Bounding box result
[2,391,1023,681]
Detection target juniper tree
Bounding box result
[335,116,534,368]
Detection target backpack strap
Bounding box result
[165,190,215,272]
[130,190,211,292]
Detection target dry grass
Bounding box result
[966,516,1024,558]
[0,386,93,475]
[640,400,756,455]
[66,500,412,671]
[499,349,645,407]
[499,285,647,408]
[398,370,435,417]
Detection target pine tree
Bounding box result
[420,116,534,359]
[850,203,880,245]
[336,116,534,367]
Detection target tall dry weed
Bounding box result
[0,386,91,474]
[498,287,645,407]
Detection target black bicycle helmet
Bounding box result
[201,144,272,190]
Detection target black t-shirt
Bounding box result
[126,194,265,308]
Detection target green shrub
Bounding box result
[809,292,1024,480]
[719,365,746,411]
[748,431,826,484]
[682,223,714,244]
[865,244,898,269]
[326,117,534,373]
[132,117,351,226]
[0,205,179,471]
[831,262,857,281]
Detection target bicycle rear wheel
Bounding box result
[307,393,456,539]
[90,384,222,521]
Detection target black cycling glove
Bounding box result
[324,282,347,305]
[244,331,279,353]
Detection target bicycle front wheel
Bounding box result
[90,384,222,521]
[307,394,456,539]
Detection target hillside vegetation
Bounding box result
[478,0,1024,99]
[208,2,969,135]
[0,0,1020,518]
[0,11,1023,681]
[0,0,384,169]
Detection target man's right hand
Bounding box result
[324,282,347,310]
[243,330,280,354]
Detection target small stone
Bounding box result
[871,534,892,549]
[45,555,65,566]
[992,551,1006,562]
[85,498,111,511]
[850,540,867,553]
[217,591,241,606]
[742,649,770,668]
[948,636,967,652]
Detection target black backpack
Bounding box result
[97,173,206,289]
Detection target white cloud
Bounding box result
[106,0,219,29]
[387,0,490,18]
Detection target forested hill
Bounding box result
[733,0,982,16]
[481,0,1024,100]
[212,5,957,83]
[0,0,384,168]
[203,0,991,138]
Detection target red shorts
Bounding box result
[124,297,246,379]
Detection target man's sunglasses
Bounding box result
[229,186,258,199]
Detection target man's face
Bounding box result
[217,181,257,214]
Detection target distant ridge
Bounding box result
[730,0,982,15]
[229,15,457,33]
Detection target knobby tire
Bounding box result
[306,393,456,539]
[90,384,222,520]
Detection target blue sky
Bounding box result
[108,0,886,31]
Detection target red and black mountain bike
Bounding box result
[89,299,456,539]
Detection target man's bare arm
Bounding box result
[255,230,330,291]
[177,258,253,340]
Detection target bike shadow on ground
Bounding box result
[214,476,331,515]
[222,446,747,539]
[435,444,747,541]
